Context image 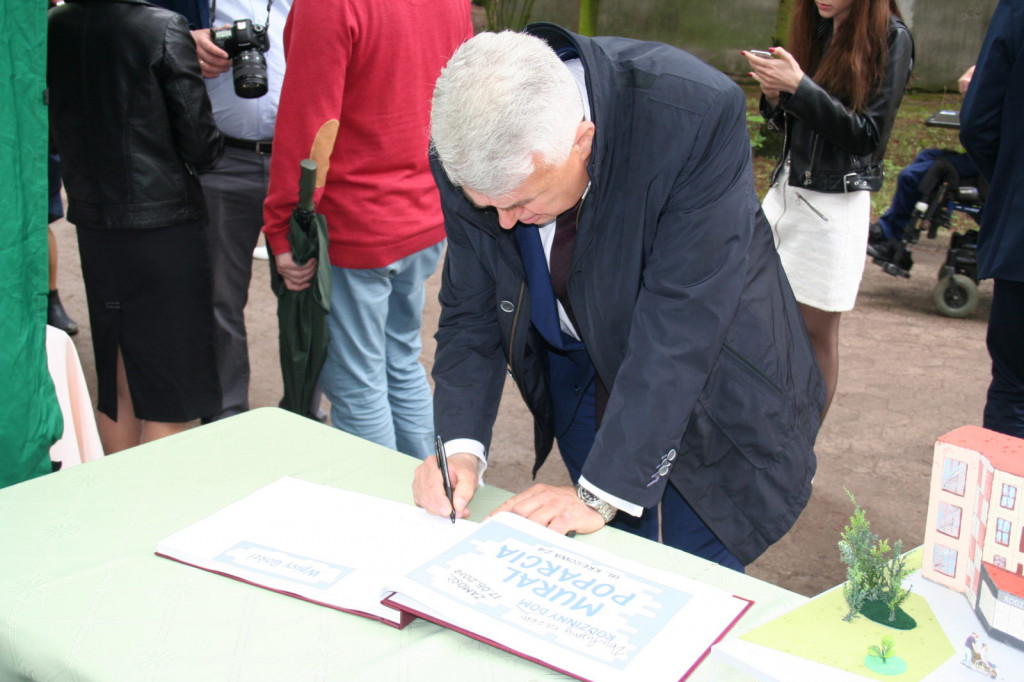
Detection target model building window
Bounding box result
[933,545,957,577]
[994,555,1007,569]
[1000,483,1017,510]
[995,518,1011,546]
[937,502,962,538]
[941,458,967,496]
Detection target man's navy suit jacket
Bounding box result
[431,23,825,565]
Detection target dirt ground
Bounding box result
[49,205,992,599]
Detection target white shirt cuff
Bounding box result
[443,438,488,487]
[578,476,643,517]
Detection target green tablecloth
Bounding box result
[0,408,805,681]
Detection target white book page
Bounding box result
[384,512,750,682]
[156,476,476,624]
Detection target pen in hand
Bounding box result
[435,435,456,524]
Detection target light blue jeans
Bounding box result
[320,242,443,459]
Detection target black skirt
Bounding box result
[77,220,221,422]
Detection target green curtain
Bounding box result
[0,2,63,487]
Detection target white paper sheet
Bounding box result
[156,476,476,625]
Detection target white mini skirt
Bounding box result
[762,162,871,312]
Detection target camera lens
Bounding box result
[233,50,268,99]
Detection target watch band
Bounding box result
[575,483,617,524]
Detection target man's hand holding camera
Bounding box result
[191,19,270,98]
[191,27,232,79]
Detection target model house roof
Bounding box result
[983,561,1024,596]
[939,425,1024,479]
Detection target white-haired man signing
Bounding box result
[413,26,825,570]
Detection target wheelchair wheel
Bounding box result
[934,273,978,318]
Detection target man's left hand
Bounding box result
[488,484,608,536]
[191,27,232,79]
[274,251,317,291]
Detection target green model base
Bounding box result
[742,580,952,680]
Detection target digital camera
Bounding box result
[210,19,270,99]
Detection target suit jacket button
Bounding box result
[499,300,515,313]
[658,464,671,476]
[666,448,677,462]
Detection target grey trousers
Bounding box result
[200,145,272,421]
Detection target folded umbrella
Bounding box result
[275,159,331,418]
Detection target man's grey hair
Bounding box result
[430,31,585,198]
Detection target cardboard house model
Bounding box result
[923,425,1024,650]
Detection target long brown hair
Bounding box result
[787,0,901,112]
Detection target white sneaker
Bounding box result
[252,245,270,260]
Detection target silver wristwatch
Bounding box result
[575,483,618,523]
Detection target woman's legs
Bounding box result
[48,227,58,291]
[96,349,142,453]
[47,225,78,335]
[140,420,190,444]
[96,349,191,453]
[799,303,842,422]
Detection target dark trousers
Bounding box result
[200,146,272,421]
[985,279,1024,438]
[546,348,744,571]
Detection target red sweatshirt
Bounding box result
[262,0,473,268]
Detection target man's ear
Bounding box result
[574,121,596,157]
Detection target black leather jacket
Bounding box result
[762,16,914,193]
[48,0,223,229]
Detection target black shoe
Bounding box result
[866,223,889,258]
[870,237,915,278]
[866,237,895,262]
[47,289,78,336]
[868,222,886,246]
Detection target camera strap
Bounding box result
[210,0,274,32]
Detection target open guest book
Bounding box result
[156,476,752,681]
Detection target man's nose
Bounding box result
[497,207,521,230]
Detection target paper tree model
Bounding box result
[923,425,1024,651]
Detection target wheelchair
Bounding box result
[871,154,987,318]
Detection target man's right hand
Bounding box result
[958,65,975,96]
[191,26,232,79]
[274,251,318,291]
[413,452,480,520]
